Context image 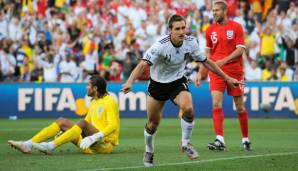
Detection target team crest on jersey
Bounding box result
[98,106,103,117]
[226,30,234,39]
[151,48,158,55]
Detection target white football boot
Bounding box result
[8,140,32,154]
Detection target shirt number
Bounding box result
[211,32,218,44]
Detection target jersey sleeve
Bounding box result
[190,38,207,62]
[205,26,212,49]
[235,23,246,49]
[142,41,161,66]
[101,98,119,136]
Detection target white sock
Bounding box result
[144,129,156,153]
[24,140,33,148]
[48,141,56,150]
[181,118,194,147]
[216,135,225,144]
[242,137,249,143]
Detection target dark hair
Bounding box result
[90,75,108,97]
[168,14,186,29]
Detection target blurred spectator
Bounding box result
[21,36,34,66]
[122,51,137,81]
[0,39,16,81]
[279,67,289,81]
[267,67,279,81]
[34,48,58,82]
[109,62,122,82]
[276,0,292,13]
[19,56,33,82]
[244,10,256,35]
[251,0,262,22]
[294,64,298,81]
[245,59,262,81]
[279,61,294,80]
[58,51,78,83]
[67,21,81,52]
[0,0,296,83]
[30,66,43,83]
[0,10,8,39]
[226,0,238,17]
[261,60,273,81]
[247,31,260,61]
[234,9,245,29]
[281,29,298,68]
[260,26,276,62]
[8,17,21,41]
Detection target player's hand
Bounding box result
[121,83,132,94]
[80,136,97,150]
[80,134,102,150]
[227,77,244,88]
[194,73,202,87]
[215,59,226,67]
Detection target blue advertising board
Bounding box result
[0,82,297,118]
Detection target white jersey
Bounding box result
[143,35,206,83]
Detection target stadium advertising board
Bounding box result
[0,82,297,118]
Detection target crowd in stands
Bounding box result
[0,0,297,83]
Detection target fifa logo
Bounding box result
[236,86,298,115]
[18,88,147,116]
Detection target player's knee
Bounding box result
[234,102,245,112]
[149,120,160,127]
[180,105,193,115]
[56,117,72,130]
[56,117,69,126]
[212,102,222,109]
[236,105,245,113]
[77,120,88,129]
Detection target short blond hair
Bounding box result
[212,0,228,10]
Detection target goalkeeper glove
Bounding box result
[80,132,104,150]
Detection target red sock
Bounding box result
[238,110,249,138]
[212,108,224,136]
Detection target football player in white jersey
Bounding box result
[122,14,243,167]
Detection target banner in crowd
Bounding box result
[0,82,297,118]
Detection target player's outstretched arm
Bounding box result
[202,59,244,88]
[195,63,208,87]
[194,48,211,87]
[216,47,245,67]
[121,60,149,93]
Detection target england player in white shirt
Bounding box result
[122,14,243,167]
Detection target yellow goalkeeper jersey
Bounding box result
[84,94,120,146]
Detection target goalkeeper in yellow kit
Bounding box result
[8,75,120,155]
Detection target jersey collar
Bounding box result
[169,34,183,48]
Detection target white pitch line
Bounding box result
[80,151,298,171]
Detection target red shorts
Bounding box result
[209,71,244,96]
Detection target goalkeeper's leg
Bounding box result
[33,120,98,154]
[8,117,73,154]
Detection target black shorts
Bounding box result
[147,76,189,102]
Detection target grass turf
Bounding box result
[0,118,298,171]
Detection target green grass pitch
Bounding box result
[1,118,298,171]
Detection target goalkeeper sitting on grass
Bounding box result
[8,75,120,155]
